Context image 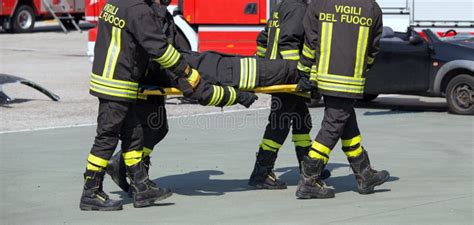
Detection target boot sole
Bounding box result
[254,183,287,190]
[133,191,173,208]
[295,190,335,199]
[358,173,390,195]
[80,203,123,211]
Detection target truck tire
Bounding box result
[361,94,379,102]
[11,5,35,33]
[446,74,474,115]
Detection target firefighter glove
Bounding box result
[236,91,258,108]
[186,68,201,89]
[296,72,316,92]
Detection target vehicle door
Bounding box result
[365,30,431,94]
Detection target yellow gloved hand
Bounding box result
[187,68,201,89]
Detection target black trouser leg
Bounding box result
[309,95,357,164]
[87,98,143,170]
[291,97,312,169]
[135,99,169,157]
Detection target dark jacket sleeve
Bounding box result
[127,3,190,78]
[367,3,383,70]
[256,28,269,57]
[298,1,319,80]
[185,80,239,107]
[278,5,306,61]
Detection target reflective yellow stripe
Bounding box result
[103,27,122,79]
[270,28,280,60]
[354,26,370,78]
[342,135,362,147]
[248,58,257,89]
[225,87,237,106]
[137,92,148,100]
[344,145,363,158]
[302,43,315,59]
[90,73,138,91]
[215,86,224,105]
[318,22,333,75]
[297,61,311,73]
[261,139,282,152]
[367,56,375,65]
[87,154,108,168]
[310,65,318,81]
[123,150,143,166]
[207,86,218,106]
[317,80,364,94]
[86,163,102,171]
[90,82,138,99]
[257,46,266,57]
[317,74,365,86]
[309,150,328,164]
[280,49,300,61]
[239,58,248,89]
[143,147,153,157]
[311,141,331,156]
[155,45,181,68]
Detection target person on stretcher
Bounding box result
[140,50,301,108]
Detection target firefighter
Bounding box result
[80,0,202,211]
[295,0,389,199]
[105,1,260,194]
[248,0,330,190]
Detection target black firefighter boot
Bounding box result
[106,151,129,193]
[296,147,331,180]
[348,149,390,194]
[127,161,172,208]
[79,170,123,211]
[248,150,287,189]
[295,156,335,199]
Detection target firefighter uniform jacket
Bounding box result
[256,0,307,60]
[298,0,383,99]
[90,0,190,102]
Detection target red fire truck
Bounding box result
[85,0,473,61]
[0,0,85,33]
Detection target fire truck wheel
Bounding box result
[11,5,35,33]
[446,74,474,115]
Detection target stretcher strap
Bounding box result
[141,85,310,98]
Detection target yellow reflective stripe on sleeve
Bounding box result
[310,65,318,81]
[354,26,370,78]
[317,74,365,86]
[207,86,218,106]
[270,28,280,60]
[318,22,333,75]
[103,27,122,79]
[261,138,282,152]
[248,58,257,89]
[122,150,143,166]
[239,58,248,89]
[90,73,138,91]
[215,86,224,105]
[143,147,153,157]
[309,150,329,164]
[317,80,364,94]
[86,163,102,171]
[302,43,315,59]
[257,46,267,57]
[342,135,362,147]
[225,87,237,106]
[155,45,181,68]
[87,154,108,168]
[90,82,138,99]
[280,49,300,61]
[297,61,311,73]
[311,141,331,156]
[367,56,375,65]
[344,145,363,158]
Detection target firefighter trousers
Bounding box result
[258,93,312,166]
[309,95,363,164]
[86,98,143,170]
[135,97,169,157]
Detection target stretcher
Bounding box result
[142,84,310,98]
